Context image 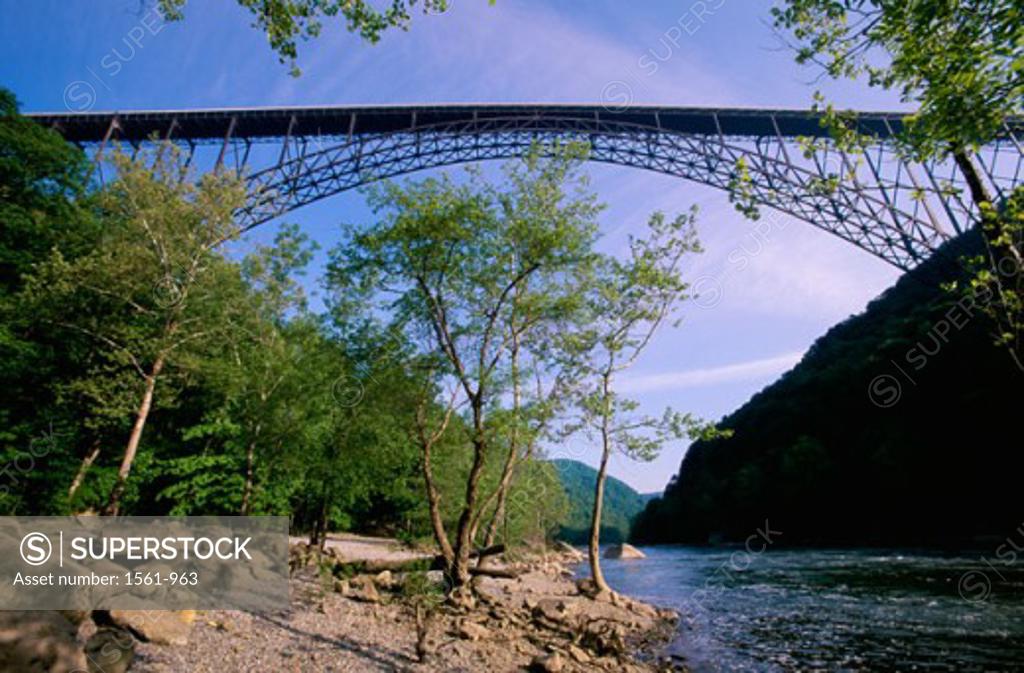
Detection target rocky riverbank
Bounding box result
[1,537,684,672]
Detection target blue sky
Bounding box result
[0,1,906,493]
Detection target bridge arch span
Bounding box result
[32,104,1023,270]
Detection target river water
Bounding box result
[588,546,1024,672]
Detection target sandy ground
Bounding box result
[287,532,430,564]
[130,539,680,673]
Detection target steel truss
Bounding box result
[32,105,1024,270]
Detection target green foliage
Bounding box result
[327,145,603,581]
[565,209,716,463]
[772,0,1024,370]
[772,0,1023,158]
[0,89,100,514]
[0,98,662,569]
[159,0,482,75]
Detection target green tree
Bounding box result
[567,209,714,594]
[329,148,600,587]
[771,0,1024,371]
[21,146,246,514]
[0,89,98,514]
[225,224,317,514]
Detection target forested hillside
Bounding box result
[633,231,1024,547]
[552,459,649,544]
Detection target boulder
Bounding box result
[603,543,646,559]
[108,609,195,646]
[0,611,88,673]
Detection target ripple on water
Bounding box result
[587,547,1024,672]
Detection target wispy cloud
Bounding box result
[619,351,804,393]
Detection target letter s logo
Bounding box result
[20,532,52,566]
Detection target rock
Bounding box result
[458,621,490,641]
[349,575,381,603]
[532,598,575,626]
[567,644,591,663]
[84,627,135,673]
[334,578,351,595]
[0,611,88,673]
[628,600,658,618]
[553,541,585,561]
[575,578,599,597]
[108,609,195,646]
[530,651,565,672]
[603,543,646,559]
[581,621,627,656]
[374,570,394,589]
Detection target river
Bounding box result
[587,546,1024,672]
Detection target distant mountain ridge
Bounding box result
[550,459,649,544]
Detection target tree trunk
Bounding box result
[415,396,456,569]
[309,519,320,547]
[315,497,329,551]
[481,339,523,556]
[451,397,488,586]
[240,422,261,515]
[589,372,613,594]
[953,149,1024,374]
[422,434,455,565]
[105,354,165,516]
[68,440,101,503]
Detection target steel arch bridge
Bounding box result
[30,104,1024,270]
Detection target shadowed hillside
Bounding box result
[633,230,1024,547]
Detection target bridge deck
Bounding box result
[27,103,915,143]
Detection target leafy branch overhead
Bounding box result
[772,0,1024,372]
[159,0,494,75]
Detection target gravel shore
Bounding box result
[128,537,682,673]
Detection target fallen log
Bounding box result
[469,544,506,559]
[317,544,507,576]
[468,566,518,579]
